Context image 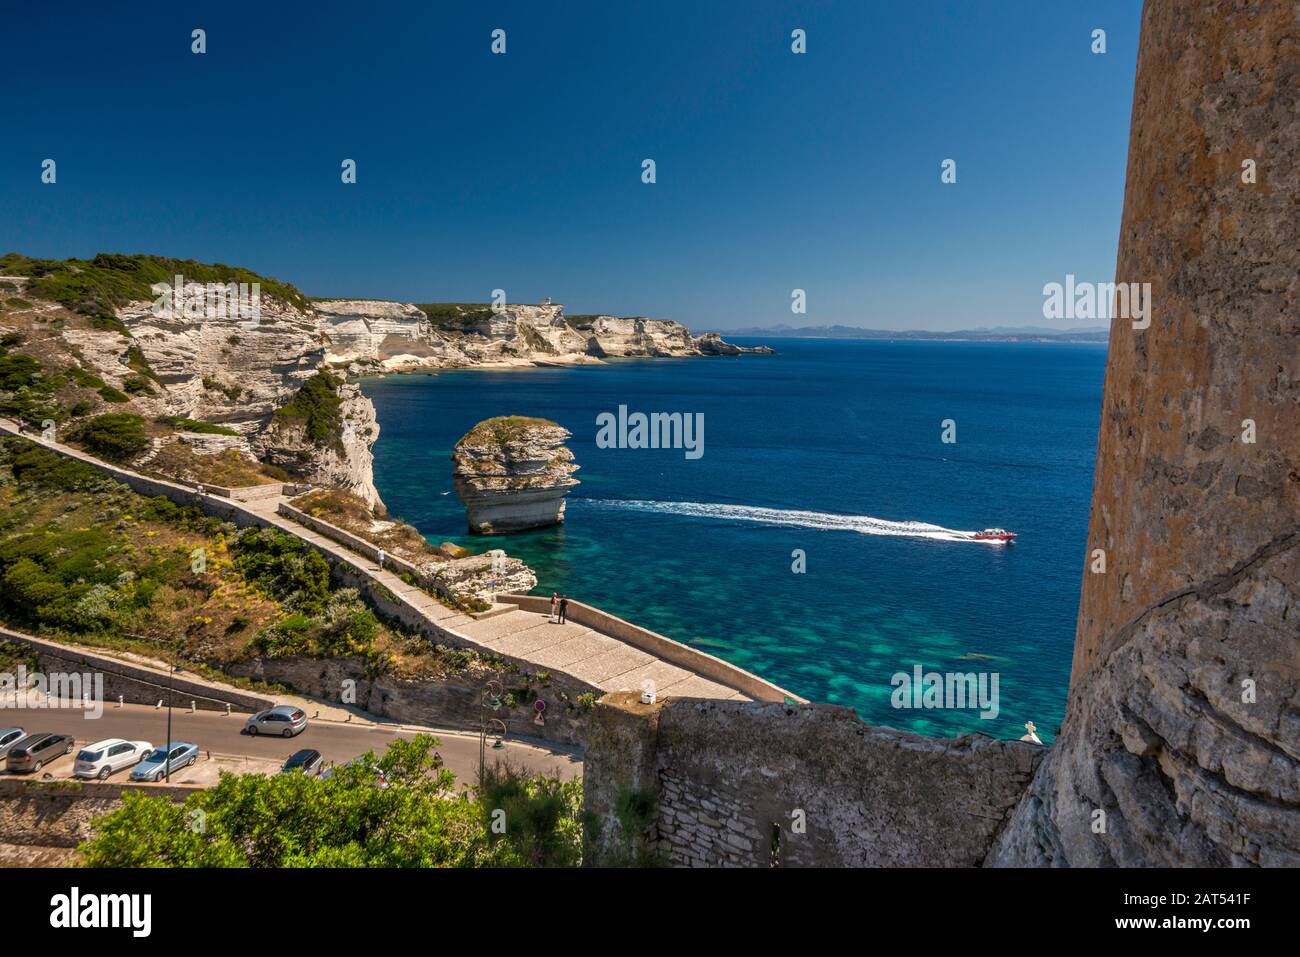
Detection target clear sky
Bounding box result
[2,1,1141,331]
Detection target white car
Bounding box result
[73,738,153,780]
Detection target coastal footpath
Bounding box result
[0,419,800,752]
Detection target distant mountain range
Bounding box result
[713,324,1110,343]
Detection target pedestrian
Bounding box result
[549,591,559,622]
[558,595,569,625]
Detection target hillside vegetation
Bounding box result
[0,252,309,331]
[0,437,488,679]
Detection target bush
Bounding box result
[0,352,42,390]
[156,416,239,436]
[78,737,581,868]
[273,371,343,444]
[4,439,112,491]
[73,413,150,461]
[121,375,154,396]
[230,527,331,616]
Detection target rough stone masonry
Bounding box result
[583,0,1299,867]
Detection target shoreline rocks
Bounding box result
[452,417,579,535]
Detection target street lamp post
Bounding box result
[164,664,182,783]
[478,674,504,786]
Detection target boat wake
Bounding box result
[582,499,997,543]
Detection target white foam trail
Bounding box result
[582,499,990,543]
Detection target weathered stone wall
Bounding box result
[1,628,275,715]
[0,778,191,851]
[584,693,1043,867]
[990,0,1299,866]
[227,653,595,748]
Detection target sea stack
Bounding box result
[452,416,579,534]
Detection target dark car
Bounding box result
[280,749,323,776]
[5,733,74,773]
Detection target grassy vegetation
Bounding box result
[79,737,584,868]
[287,488,497,615]
[294,488,437,559]
[0,437,499,680]
[458,415,558,450]
[272,371,343,445]
[156,416,239,436]
[69,412,151,461]
[145,441,283,488]
[0,252,310,332]
[415,303,496,329]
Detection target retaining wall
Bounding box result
[0,628,276,715]
[584,693,1043,867]
[504,595,803,703]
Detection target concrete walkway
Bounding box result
[240,495,747,699]
[1,420,750,701]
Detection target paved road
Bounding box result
[0,704,581,786]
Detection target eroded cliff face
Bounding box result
[452,417,580,534]
[314,299,761,372]
[990,0,1299,867]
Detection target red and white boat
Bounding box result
[972,528,1017,543]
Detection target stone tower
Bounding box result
[991,0,1299,866]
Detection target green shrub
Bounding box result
[0,352,42,390]
[156,416,239,436]
[230,527,331,616]
[4,439,112,491]
[121,375,154,396]
[72,412,150,461]
[273,371,343,445]
[0,253,310,331]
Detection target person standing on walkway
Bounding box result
[549,591,559,622]
[558,595,569,625]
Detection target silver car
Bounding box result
[129,742,198,782]
[0,728,24,761]
[245,705,308,738]
[74,738,152,780]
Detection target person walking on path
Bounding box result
[549,592,559,622]
[558,595,569,625]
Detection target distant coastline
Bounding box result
[712,324,1110,344]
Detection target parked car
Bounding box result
[245,705,308,738]
[73,738,153,781]
[321,757,389,788]
[0,727,25,761]
[129,742,199,782]
[5,733,74,773]
[280,749,323,776]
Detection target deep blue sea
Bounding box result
[362,339,1107,742]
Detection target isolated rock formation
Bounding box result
[990,0,1299,866]
[452,417,579,534]
[694,332,776,356]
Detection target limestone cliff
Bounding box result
[990,0,1299,867]
[314,299,765,372]
[452,416,579,534]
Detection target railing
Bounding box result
[502,595,805,703]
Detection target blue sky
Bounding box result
[2,1,1141,330]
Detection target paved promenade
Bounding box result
[0,420,755,701]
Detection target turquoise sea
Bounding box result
[362,339,1107,742]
